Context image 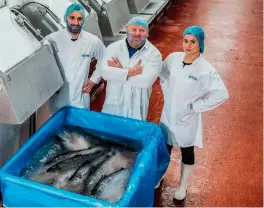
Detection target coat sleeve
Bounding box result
[89,38,107,84]
[159,53,174,94]
[192,69,229,112]
[101,44,129,82]
[159,54,172,83]
[128,49,162,89]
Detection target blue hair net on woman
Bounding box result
[64,3,85,26]
[183,26,205,53]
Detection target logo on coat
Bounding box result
[82,53,90,58]
[188,75,198,81]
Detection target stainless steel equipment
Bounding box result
[0,3,64,167]
[141,0,170,16]
[87,0,131,37]
[0,124,20,167]
[0,46,63,124]
[0,5,64,124]
[18,1,63,41]
[0,0,5,7]
[81,3,103,41]
[22,0,103,41]
[126,0,150,14]
[6,0,24,7]
[119,0,171,34]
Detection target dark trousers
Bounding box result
[166,144,195,165]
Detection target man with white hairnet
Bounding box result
[101,17,162,121]
[46,3,105,114]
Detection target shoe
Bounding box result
[173,163,194,200]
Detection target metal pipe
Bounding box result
[10,8,44,39]
[86,0,106,14]
[20,2,64,28]
[87,0,101,12]
[78,0,91,14]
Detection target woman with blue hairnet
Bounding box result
[157,26,229,200]
[100,17,162,121]
[46,3,105,114]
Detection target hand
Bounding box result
[107,56,123,68]
[82,79,95,93]
[127,60,143,78]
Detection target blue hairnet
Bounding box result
[126,17,149,29]
[64,3,85,25]
[183,26,205,53]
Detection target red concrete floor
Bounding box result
[91,0,263,207]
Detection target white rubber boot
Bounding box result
[174,163,194,200]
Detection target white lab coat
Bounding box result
[46,29,105,114]
[160,52,229,148]
[101,39,162,121]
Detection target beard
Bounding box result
[66,21,82,34]
[126,33,147,48]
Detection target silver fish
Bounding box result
[44,146,106,168]
[30,150,108,188]
[29,167,58,185]
[93,168,132,203]
[84,150,137,195]
[55,128,92,151]
[52,168,78,189]
[46,150,107,173]
[64,151,115,194]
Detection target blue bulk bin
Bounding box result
[0,107,169,207]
